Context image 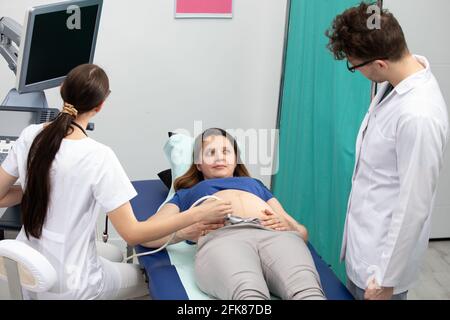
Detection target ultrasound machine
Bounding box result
[0,0,103,246]
[0,107,59,164]
[0,0,103,166]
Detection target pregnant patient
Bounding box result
[143,128,325,300]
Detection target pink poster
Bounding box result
[176,0,233,18]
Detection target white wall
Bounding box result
[385,0,450,238]
[0,0,287,247]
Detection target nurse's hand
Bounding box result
[194,199,233,223]
[177,221,225,242]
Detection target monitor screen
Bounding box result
[16,0,103,93]
[25,5,99,86]
[0,109,36,137]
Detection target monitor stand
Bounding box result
[1,88,48,109]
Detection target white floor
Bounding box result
[1,240,450,300]
[408,241,450,300]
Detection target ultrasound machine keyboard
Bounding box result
[0,137,17,165]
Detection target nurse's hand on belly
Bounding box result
[176,220,225,243]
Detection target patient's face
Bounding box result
[196,135,237,180]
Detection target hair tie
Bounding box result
[61,103,78,118]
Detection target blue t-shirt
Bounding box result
[168,177,274,212]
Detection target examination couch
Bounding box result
[130,180,354,300]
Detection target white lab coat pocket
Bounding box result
[363,119,397,175]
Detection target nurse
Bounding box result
[326,3,449,300]
[0,64,232,299]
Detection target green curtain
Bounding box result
[272,0,371,282]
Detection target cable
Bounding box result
[124,195,222,262]
[102,216,109,243]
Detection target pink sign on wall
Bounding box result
[175,0,233,18]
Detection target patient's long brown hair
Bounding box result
[174,128,251,191]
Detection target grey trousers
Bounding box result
[195,223,326,300]
[346,279,408,300]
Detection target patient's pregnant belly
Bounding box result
[211,190,272,220]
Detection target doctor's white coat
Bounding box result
[341,55,449,295]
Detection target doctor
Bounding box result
[326,3,449,300]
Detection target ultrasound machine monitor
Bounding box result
[16,0,103,93]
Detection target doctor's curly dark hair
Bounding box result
[325,2,408,61]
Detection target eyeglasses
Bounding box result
[347,57,389,73]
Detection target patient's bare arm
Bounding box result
[265,198,309,242]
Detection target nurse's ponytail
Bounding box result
[22,64,110,239]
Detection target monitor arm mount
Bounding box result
[0,17,21,74]
[0,16,49,109]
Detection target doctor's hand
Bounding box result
[194,199,233,224]
[364,278,394,300]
